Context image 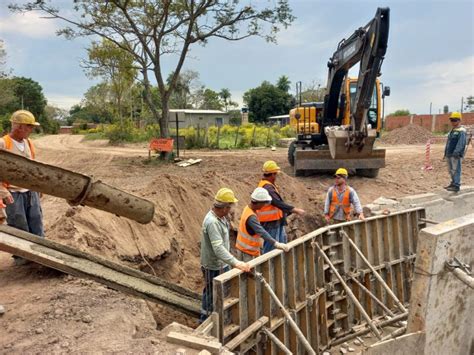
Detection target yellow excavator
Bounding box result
[288,8,391,178]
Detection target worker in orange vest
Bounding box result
[257,161,305,254]
[324,168,365,224]
[0,110,43,266]
[236,187,290,261]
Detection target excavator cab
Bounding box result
[288,7,390,178]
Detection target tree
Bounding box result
[0,77,47,119]
[243,79,293,123]
[168,69,200,109]
[219,88,237,112]
[194,87,224,110]
[464,95,474,112]
[300,81,325,103]
[84,39,137,122]
[276,75,291,92]
[388,109,410,117]
[12,1,295,139]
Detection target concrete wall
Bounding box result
[168,111,230,128]
[406,213,474,355]
[385,112,474,132]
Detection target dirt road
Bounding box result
[1,135,473,352]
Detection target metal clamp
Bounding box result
[446,257,471,275]
[68,176,94,206]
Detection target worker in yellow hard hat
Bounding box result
[199,187,251,323]
[257,160,305,254]
[444,112,467,192]
[0,110,43,266]
[324,168,364,224]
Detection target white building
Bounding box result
[168,109,230,128]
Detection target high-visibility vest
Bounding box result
[236,206,262,257]
[328,186,352,221]
[256,180,284,222]
[2,135,36,189]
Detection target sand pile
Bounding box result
[381,124,433,145]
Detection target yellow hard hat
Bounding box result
[10,110,40,126]
[262,160,281,173]
[215,188,238,203]
[335,168,348,177]
[450,112,462,120]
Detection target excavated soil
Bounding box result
[381,124,433,145]
[1,134,474,353]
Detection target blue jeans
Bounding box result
[447,157,462,188]
[6,191,44,237]
[200,266,229,323]
[262,222,287,254]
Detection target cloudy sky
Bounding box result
[1,0,473,115]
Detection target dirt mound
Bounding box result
[381,124,433,145]
[44,168,324,293]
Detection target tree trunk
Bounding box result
[160,99,170,138]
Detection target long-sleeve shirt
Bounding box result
[261,183,294,228]
[444,126,467,158]
[324,185,363,221]
[200,210,239,270]
[246,215,277,245]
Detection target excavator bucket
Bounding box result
[326,128,378,159]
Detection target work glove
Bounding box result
[274,242,290,252]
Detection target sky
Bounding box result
[0,0,473,115]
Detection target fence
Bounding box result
[212,208,426,354]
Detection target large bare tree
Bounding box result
[11,1,294,137]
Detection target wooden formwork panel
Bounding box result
[214,208,425,354]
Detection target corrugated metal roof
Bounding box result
[169,109,227,114]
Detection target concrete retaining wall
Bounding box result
[385,113,474,132]
[407,213,473,355]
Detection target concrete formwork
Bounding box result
[406,213,474,355]
[210,208,425,354]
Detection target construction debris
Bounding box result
[176,158,202,167]
[381,124,433,145]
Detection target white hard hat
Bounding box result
[251,187,272,202]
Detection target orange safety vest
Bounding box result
[2,135,36,189]
[328,186,352,221]
[236,206,262,257]
[256,180,284,222]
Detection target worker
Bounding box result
[199,188,251,323]
[0,110,43,266]
[444,112,467,193]
[324,168,365,223]
[235,187,290,261]
[257,161,305,253]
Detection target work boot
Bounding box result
[443,183,454,189]
[446,186,460,192]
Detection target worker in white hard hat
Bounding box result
[444,112,468,192]
[0,110,43,266]
[324,168,364,224]
[257,160,305,254]
[235,187,290,262]
[199,188,251,323]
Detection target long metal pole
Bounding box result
[261,327,292,355]
[253,272,316,355]
[350,276,395,316]
[340,230,407,313]
[312,242,382,340]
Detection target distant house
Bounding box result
[59,126,73,134]
[267,114,290,127]
[168,109,229,128]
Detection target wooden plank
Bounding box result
[224,316,268,351]
[0,231,200,316]
[166,332,222,353]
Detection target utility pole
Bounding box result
[461,97,464,113]
[21,95,24,109]
[429,102,432,115]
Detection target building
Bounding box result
[267,114,290,127]
[168,109,230,128]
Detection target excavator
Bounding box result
[288,7,390,178]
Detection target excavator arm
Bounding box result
[323,7,389,147]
